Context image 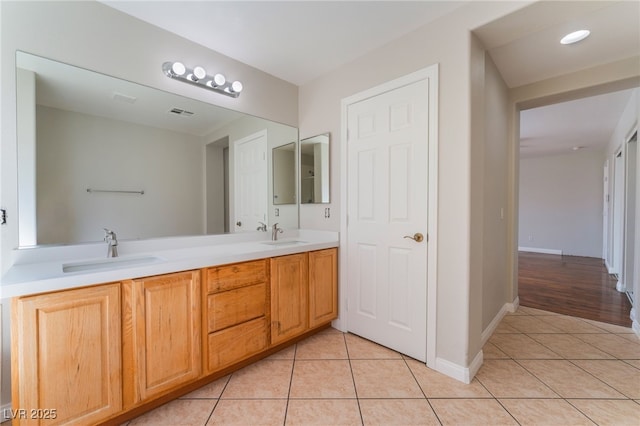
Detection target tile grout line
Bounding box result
[282,343,298,426]
[343,333,365,426]
[401,356,444,425]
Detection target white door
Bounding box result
[233,130,267,232]
[603,160,609,262]
[612,148,625,277]
[346,78,429,361]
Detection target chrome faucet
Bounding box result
[103,228,118,258]
[271,223,283,241]
[257,222,268,232]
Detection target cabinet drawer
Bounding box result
[208,282,267,332]
[207,259,268,293]
[207,317,268,372]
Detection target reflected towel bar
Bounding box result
[86,188,145,195]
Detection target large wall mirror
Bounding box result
[300,133,330,204]
[16,51,299,247]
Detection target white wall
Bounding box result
[299,1,527,373]
[481,53,511,330]
[36,106,204,244]
[519,149,605,257]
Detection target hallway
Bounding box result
[518,252,632,327]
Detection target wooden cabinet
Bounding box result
[309,248,338,327]
[122,270,201,406]
[270,253,309,345]
[10,247,338,424]
[11,284,122,425]
[205,260,269,373]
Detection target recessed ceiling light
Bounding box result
[561,30,590,45]
[572,146,583,151]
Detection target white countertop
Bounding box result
[1,230,338,299]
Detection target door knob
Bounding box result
[236,221,242,227]
[404,233,424,243]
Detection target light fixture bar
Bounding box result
[162,62,243,98]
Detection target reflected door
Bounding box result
[234,130,268,232]
[346,78,429,361]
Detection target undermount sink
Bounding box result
[261,240,308,246]
[62,255,164,273]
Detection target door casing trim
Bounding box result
[337,65,439,369]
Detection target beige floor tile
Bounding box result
[351,359,423,398]
[569,399,640,426]
[506,308,529,316]
[502,315,564,333]
[537,315,610,333]
[289,360,356,398]
[527,334,615,359]
[574,333,640,359]
[618,333,640,343]
[221,359,293,399]
[207,399,287,426]
[518,306,560,316]
[518,360,625,398]
[624,359,640,369]
[429,399,518,425]
[295,330,348,359]
[285,399,362,426]
[489,333,562,359]
[180,376,230,399]
[494,321,521,333]
[345,334,403,359]
[128,399,215,425]
[583,319,635,334]
[499,399,595,425]
[475,360,558,398]
[266,344,296,360]
[406,359,492,398]
[359,399,439,425]
[483,342,511,359]
[572,360,640,398]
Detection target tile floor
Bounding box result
[118,306,640,425]
[3,307,638,425]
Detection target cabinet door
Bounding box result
[270,253,308,345]
[123,271,201,405]
[12,284,122,425]
[309,248,338,328]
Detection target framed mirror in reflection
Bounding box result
[16,51,299,247]
[273,142,297,205]
[300,133,330,204]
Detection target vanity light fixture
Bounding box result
[162,61,243,98]
[560,30,590,45]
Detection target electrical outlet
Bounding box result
[528,235,533,242]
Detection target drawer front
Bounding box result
[207,259,268,293]
[208,283,267,332]
[207,317,268,372]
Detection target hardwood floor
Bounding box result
[518,251,633,327]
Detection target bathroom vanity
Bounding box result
[5,232,338,425]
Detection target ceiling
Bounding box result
[96,1,639,156]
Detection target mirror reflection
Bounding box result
[272,142,297,205]
[300,133,330,204]
[16,51,299,247]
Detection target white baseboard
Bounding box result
[616,280,626,292]
[434,350,483,385]
[481,297,519,346]
[518,247,562,255]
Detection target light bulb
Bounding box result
[213,73,226,87]
[193,66,206,80]
[171,62,186,76]
[231,81,243,93]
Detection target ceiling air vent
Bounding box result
[168,107,194,117]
